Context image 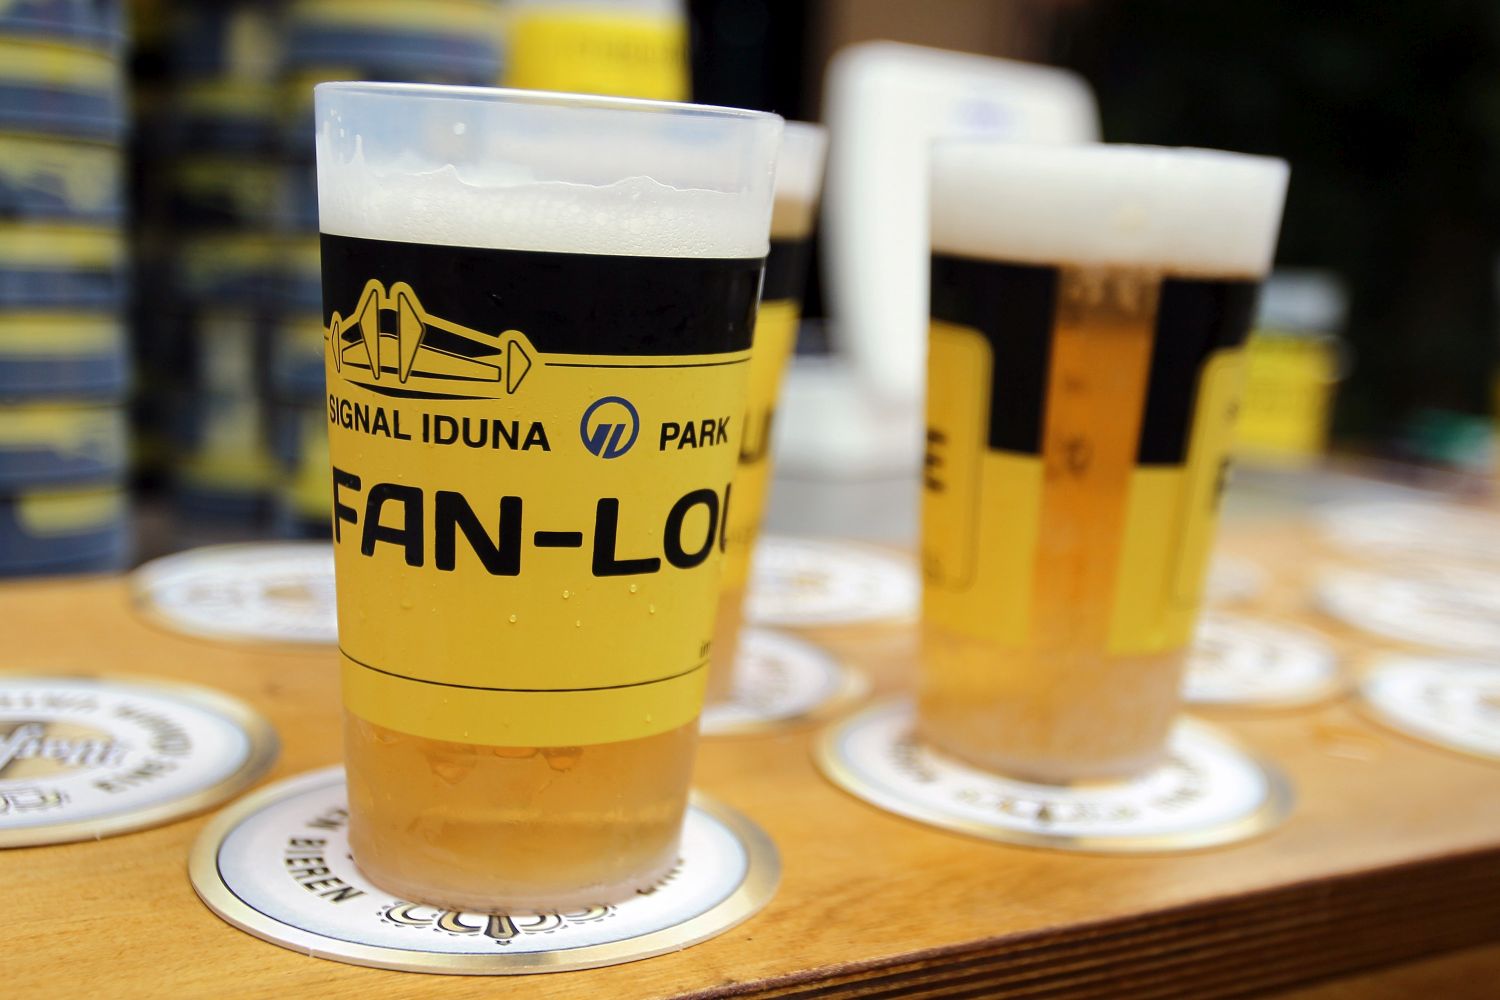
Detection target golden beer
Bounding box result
[316,83,780,910]
[920,143,1289,782]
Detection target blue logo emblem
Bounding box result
[580,396,640,459]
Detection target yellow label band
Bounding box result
[1235,329,1339,463]
[505,11,688,101]
[321,235,761,747]
[290,0,503,33]
[718,297,798,589]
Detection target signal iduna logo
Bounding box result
[580,396,640,459]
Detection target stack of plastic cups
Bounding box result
[0,0,132,576]
[149,1,285,526]
[268,0,505,537]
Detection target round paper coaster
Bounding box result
[1316,565,1500,653]
[0,674,277,847]
[1185,613,1343,709]
[816,700,1291,853]
[1359,656,1500,763]
[190,767,780,975]
[1319,499,1500,567]
[746,536,918,628]
[132,542,337,645]
[1205,555,1268,606]
[701,629,869,737]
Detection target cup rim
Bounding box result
[314,81,782,126]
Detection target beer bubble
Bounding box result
[429,750,476,785]
[543,746,582,771]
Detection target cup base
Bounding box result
[348,845,681,916]
[817,698,1292,853]
[189,766,780,975]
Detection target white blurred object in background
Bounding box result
[769,43,1098,543]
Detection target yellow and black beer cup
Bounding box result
[921,142,1289,783]
[315,83,780,911]
[1235,269,1348,468]
[706,121,827,706]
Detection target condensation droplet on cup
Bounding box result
[543,746,582,772]
[561,589,571,599]
[628,583,638,594]
[508,614,517,624]
[648,604,656,615]
[574,619,583,628]
[453,121,466,135]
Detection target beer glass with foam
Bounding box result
[920,142,1288,783]
[315,83,780,910]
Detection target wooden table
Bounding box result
[8,516,1500,998]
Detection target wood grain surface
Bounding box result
[6,514,1500,998]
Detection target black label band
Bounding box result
[1136,277,1259,465]
[762,237,812,305]
[930,254,1056,455]
[321,234,765,357]
[929,252,1259,465]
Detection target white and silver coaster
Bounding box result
[1319,499,1500,567]
[701,629,869,737]
[1316,565,1500,653]
[0,675,277,847]
[816,700,1291,853]
[190,767,780,975]
[746,536,919,628]
[1185,613,1343,709]
[132,542,338,645]
[1205,555,1269,606]
[1359,656,1500,763]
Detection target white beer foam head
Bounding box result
[930,142,1289,276]
[315,83,782,258]
[775,122,828,206]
